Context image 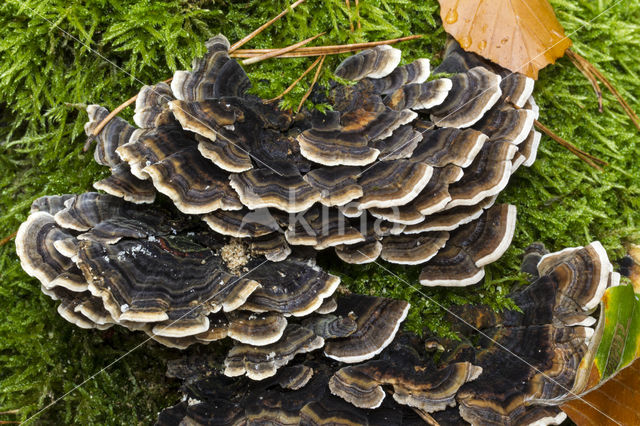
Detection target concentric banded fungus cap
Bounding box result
[410,127,487,168]
[202,208,281,238]
[324,295,410,363]
[385,78,453,111]
[366,58,431,95]
[335,239,383,265]
[225,311,287,346]
[239,259,341,317]
[453,242,613,425]
[334,45,402,81]
[84,105,156,203]
[380,232,450,265]
[16,211,78,288]
[229,169,321,213]
[446,141,518,208]
[474,106,535,147]
[329,333,481,411]
[143,147,243,214]
[419,204,516,286]
[285,206,365,250]
[224,324,325,380]
[303,166,363,207]
[405,196,497,234]
[30,194,75,214]
[429,67,502,128]
[356,160,433,209]
[171,34,251,101]
[133,82,175,128]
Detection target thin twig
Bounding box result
[345,0,354,32]
[297,55,325,113]
[229,0,306,52]
[535,119,607,171]
[567,52,603,112]
[355,0,361,30]
[0,231,17,248]
[567,49,640,131]
[0,411,19,415]
[267,56,323,102]
[230,35,422,58]
[242,32,325,66]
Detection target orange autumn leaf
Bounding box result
[561,358,640,426]
[438,0,572,79]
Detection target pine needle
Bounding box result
[567,49,640,131]
[297,55,325,113]
[567,52,603,112]
[268,56,323,102]
[534,119,607,171]
[242,32,326,65]
[0,231,17,247]
[230,35,422,58]
[229,0,307,52]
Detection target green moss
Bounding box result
[1,0,639,423]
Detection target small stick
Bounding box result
[0,231,18,248]
[267,56,323,102]
[242,32,325,66]
[229,0,306,53]
[297,55,326,113]
[345,0,354,32]
[567,49,640,131]
[0,410,19,415]
[355,0,361,30]
[534,119,607,171]
[567,52,603,112]
[230,35,422,58]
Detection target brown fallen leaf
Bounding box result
[562,358,640,426]
[438,0,572,79]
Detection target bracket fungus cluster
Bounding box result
[77,34,539,288]
[17,192,416,381]
[156,241,617,426]
[14,31,561,425]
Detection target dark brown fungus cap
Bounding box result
[224,324,325,380]
[430,67,502,128]
[202,208,281,238]
[454,242,612,425]
[370,124,422,161]
[334,45,401,81]
[357,160,433,209]
[324,295,409,363]
[366,58,431,95]
[53,192,168,236]
[410,127,488,168]
[75,235,261,329]
[334,239,383,265]
[419,204,516,286]
[277,365,315,390]
[249,232,292,262]
[239,260,341,317]
[516,130,541,169]
[474,106,535,147]
[16,211,78,288]
[385,78,453,111]
[285,206,365,250]
[133,82,175,128]
[171,34,251,101]
[85,105,135,168]
[404,195,497,234]
[303,166,363,207]
[93,163,156,204]
[143,147,243,214]
[230,169,321,213]
[226,311,288,346]
[380,231,449,265]
[329,352,481,411]
[197,133,253,173]
[302,314,358,340]
[30,194,75,214]
[116,124,196,181]
[446,141,517,208]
